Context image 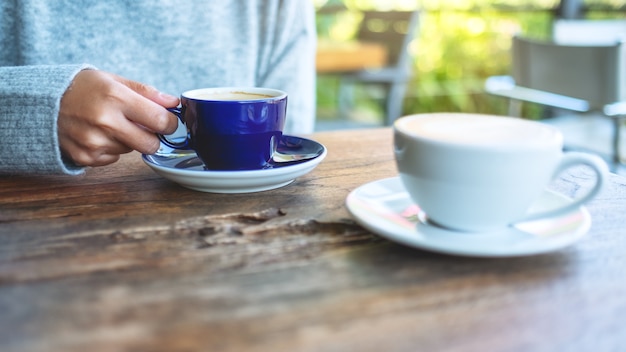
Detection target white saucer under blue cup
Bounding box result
[143,135,326,193]
[346,177,591,257]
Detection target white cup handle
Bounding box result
[520,152,608,223]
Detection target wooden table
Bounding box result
[316,40,388,73]
[2,128,626,352]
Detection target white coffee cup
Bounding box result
[393,113,608,232]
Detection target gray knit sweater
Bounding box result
[0,1,316,175]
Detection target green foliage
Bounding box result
[405,9,552,117]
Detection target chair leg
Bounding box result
[385,82,408,125]
[508,99,523,118]
[337,79,355,120]
[611,116,622,168]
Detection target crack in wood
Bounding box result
[172,208,376,249]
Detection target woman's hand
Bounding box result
[58,70,180,167]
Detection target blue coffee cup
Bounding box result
[159,87,288,170]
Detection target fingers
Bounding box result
[120,77,180,108]
[100,74,178,134]
[112,74,180,135]
[93,91,175,155]
[58,114,133,167]
[95,114,164,155]
[59,133,127,167]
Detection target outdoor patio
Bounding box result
[313,0,626,174]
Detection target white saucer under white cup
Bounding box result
[345,113,607,257]
[346,177,591,257]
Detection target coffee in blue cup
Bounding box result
[159,87,287,170]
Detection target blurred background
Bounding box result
[313,0,626,130]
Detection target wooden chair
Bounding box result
[485,35,626,168]
[338,10,420,125]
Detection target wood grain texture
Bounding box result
[1,128,626,352]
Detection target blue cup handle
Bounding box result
[158,108,191,149]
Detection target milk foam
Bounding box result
[396,114,560,147]
[188,91,274,101]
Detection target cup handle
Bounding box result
[158,108,191,149]
[520,152,608,223]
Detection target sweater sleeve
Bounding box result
[0,64,94,175]
[256,1,317,135]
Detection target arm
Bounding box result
[0,64,88,175]
[0,65,179,175]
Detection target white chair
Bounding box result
[485,35,626,168]
[552,19,626,45]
